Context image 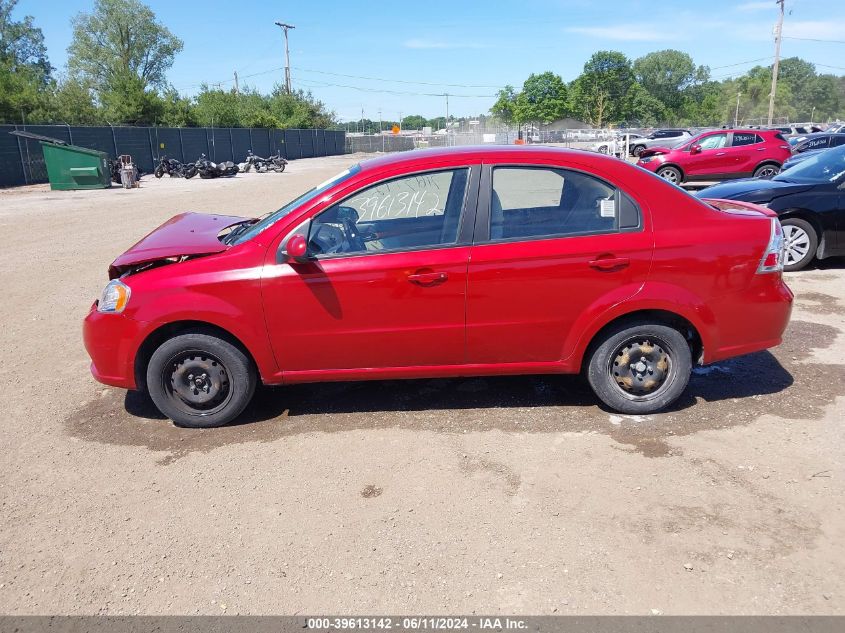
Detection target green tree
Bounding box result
[633,50,707,115]
[623,83,666,126]
[514,72,569,124]
[401,114,428,130]
[48,77,100,124]
[68,0,183,106]
[491,85,518,124]
[569,51,633,127]
[0,0,52,122]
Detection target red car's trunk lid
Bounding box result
[109,212,251,276]
[702,198,778,218]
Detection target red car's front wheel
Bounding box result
[146,332,256,428]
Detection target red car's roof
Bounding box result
[356,145,612,171]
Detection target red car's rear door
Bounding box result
[262,165,480,372]
[465,162,654,365]
[729,132,766,175]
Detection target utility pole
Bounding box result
[399,111,403,132]
[233,71,239,94]
[767,0,785,127]
[735,92,742,127]
[379,109,383,151]
[445,93,450,146]
[274,21,295,94]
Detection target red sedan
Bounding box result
[84,146,793,427]
[636,129,792,184]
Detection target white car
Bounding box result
[591,133,644,156]
[629,129,693,156]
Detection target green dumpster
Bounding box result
[40,141,111,190]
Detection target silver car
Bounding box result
[630,129,693,156]
[591,133,644,156]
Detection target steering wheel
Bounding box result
[309,224,347,255]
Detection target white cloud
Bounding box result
[563,25,666,42]
[783,20,844,40]
[735,1,775,11]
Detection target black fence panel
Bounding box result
[0,125,345,187]
[0,127,25,187]
[114,126,155,173]
[300,129,315,158]
[270,129,286,159]
[282,129,300,160]
[314,129,326,156]
[150,128,185,163]
[250,129,271,158]
[180,128,210,162]
[230,128,252,163]
[70,126,115,156]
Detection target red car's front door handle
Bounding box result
[407,271,448,285]
[589,257,630,271]
[716,152,726,156]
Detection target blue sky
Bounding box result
[16,0,845,121]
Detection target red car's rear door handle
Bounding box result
[716,152,726,156]
[407,271,448,285]
[589,257,630,271]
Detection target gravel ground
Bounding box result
[0,152,843,615]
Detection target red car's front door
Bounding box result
[682,132,731,178]
[466,163,654,365]
[262,166,479,373]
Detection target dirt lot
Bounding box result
[0,153,843,615]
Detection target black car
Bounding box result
[696,144,845,271]
[792,133,845,154]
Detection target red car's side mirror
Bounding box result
[690,144,702,155]
[281,232,311,263]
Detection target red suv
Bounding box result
[84,146,793,427]
[636,129,792,184]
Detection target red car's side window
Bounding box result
[487,166,637,242]
[308,168,471,257]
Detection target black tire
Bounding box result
[184,165,197,179]
[632,144,646,157]
[780,217,818,272]
[587,321,692,415]
[753,163,780,179]
[275,162,286,173]
[597,145,608,154]
[657,165,682,185]
[154,167,164,178]
[146,332,257,428]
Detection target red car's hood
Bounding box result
[110,212,251,274]
[638,146,674,157]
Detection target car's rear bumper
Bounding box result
[706,277,794,363]
[83,302,146,390]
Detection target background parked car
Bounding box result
[591,133,644,156]
[696,144,845,271]
[636,129,792,185]
[791,132,845,154]
[629,129,693,156]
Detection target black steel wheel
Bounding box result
[587,321,692,414]
[146,332,256,428]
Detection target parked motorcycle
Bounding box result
[242,150,287,173]
[153,155,187,178]
[192,154,239,179]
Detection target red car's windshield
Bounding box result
[228,165,361,245]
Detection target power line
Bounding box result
[292,66,504,89]
[783,36,845,44]
[709,57,773,70]
[292,77,496,98]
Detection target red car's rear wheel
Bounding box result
[587,321,692,414]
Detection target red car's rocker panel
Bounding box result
[83,145,793,427]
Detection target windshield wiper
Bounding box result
[222,220,257,245]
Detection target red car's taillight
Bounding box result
[757,218,784,274]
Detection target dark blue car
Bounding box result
[697,144,845,271]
